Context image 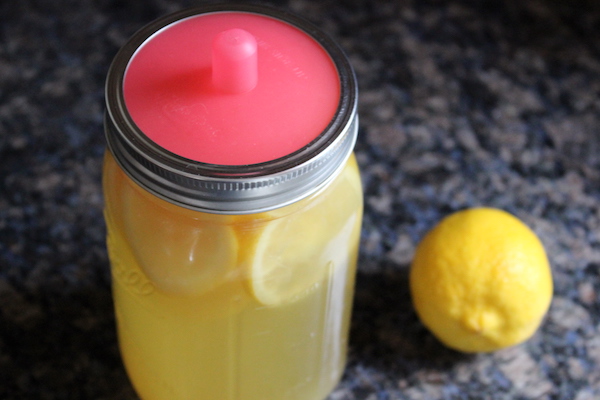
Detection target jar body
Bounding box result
[103,151,363,400]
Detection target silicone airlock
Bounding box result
[122,11,341,165]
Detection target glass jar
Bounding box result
[103,4,361,400]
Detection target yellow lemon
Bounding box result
[409,207,553,353]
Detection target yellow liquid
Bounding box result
[103,152,363,400]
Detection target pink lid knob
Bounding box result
[212,29,258,94]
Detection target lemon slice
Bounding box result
[130,222,238,297]
[122,181,238,297]
[247,210,360,306]
[244,159,362,307]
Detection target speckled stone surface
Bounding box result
[1,0,599,399]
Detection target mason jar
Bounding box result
[103,4,361,400]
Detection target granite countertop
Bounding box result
[1,0,599,399]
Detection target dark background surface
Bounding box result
[1,0,600,399]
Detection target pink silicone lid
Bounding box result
[123,12,341,165]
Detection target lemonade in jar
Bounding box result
[103,4,361,400]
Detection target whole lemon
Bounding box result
[409,208,553,353]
